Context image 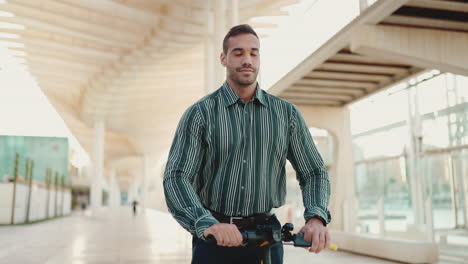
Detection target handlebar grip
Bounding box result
[205,232,253,245]
[205,235,217,245]
[294,233,312,247]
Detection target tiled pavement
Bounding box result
[0,207,449,264]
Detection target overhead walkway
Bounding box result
[270,0,468,104]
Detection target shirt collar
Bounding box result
[221,82,268,107]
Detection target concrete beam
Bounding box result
[288,85,366,96]
[297,106,356,232]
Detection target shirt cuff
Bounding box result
[304,207,331,226]
[194,215,219,239]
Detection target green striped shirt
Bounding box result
[164,82,331,238]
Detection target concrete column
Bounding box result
[205,0,233,93]
[378,197,385,236]
[90,119,104,212]
[127,181,135,205]
[334,107,357,232]
[297,105,357,232]
[109,169,120,209]
[127,179,140,205]
[205,0,215,93]
[406,85,426,227]
[425,197,434,241]
[141,156,151,211]
[153,151,170,212]
[230,0,239,27]
[214,0,227,86]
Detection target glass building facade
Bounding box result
[352,72,468,238]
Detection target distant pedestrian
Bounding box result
[132,200,138,216]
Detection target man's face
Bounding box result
[221,33,260,86]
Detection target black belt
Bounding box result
[209,210,272,229]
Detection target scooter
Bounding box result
[208,222,338,264]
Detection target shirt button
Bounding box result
[238,211,241,215]
[241,186,245,189]
[243,160,246,163]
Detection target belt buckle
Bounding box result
[230,216,243,225]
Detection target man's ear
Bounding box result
[220,52,226,67]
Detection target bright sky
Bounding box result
[0,47,90,167]
[257,0,359,89]
[0,0,370,165]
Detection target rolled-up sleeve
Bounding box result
[287,105,331,225]
[163,104,219,238]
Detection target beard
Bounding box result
[227,66,258,86]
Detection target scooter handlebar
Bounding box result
[206,232,337,250]
[206,231,311,247]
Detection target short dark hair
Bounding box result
[222,24,259,54]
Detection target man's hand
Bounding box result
[299,217,330,253]
[203,223,243,247]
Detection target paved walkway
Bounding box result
[0,207,446,263]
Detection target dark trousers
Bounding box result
[191,236,283,264]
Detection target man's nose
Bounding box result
[241,55,252,66]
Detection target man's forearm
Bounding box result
[164,175,218,238]
[301,168,331,225]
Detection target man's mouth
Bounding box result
[238,68,254,73]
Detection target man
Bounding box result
[164,24,331,264]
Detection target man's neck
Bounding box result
[227,79,257,103]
